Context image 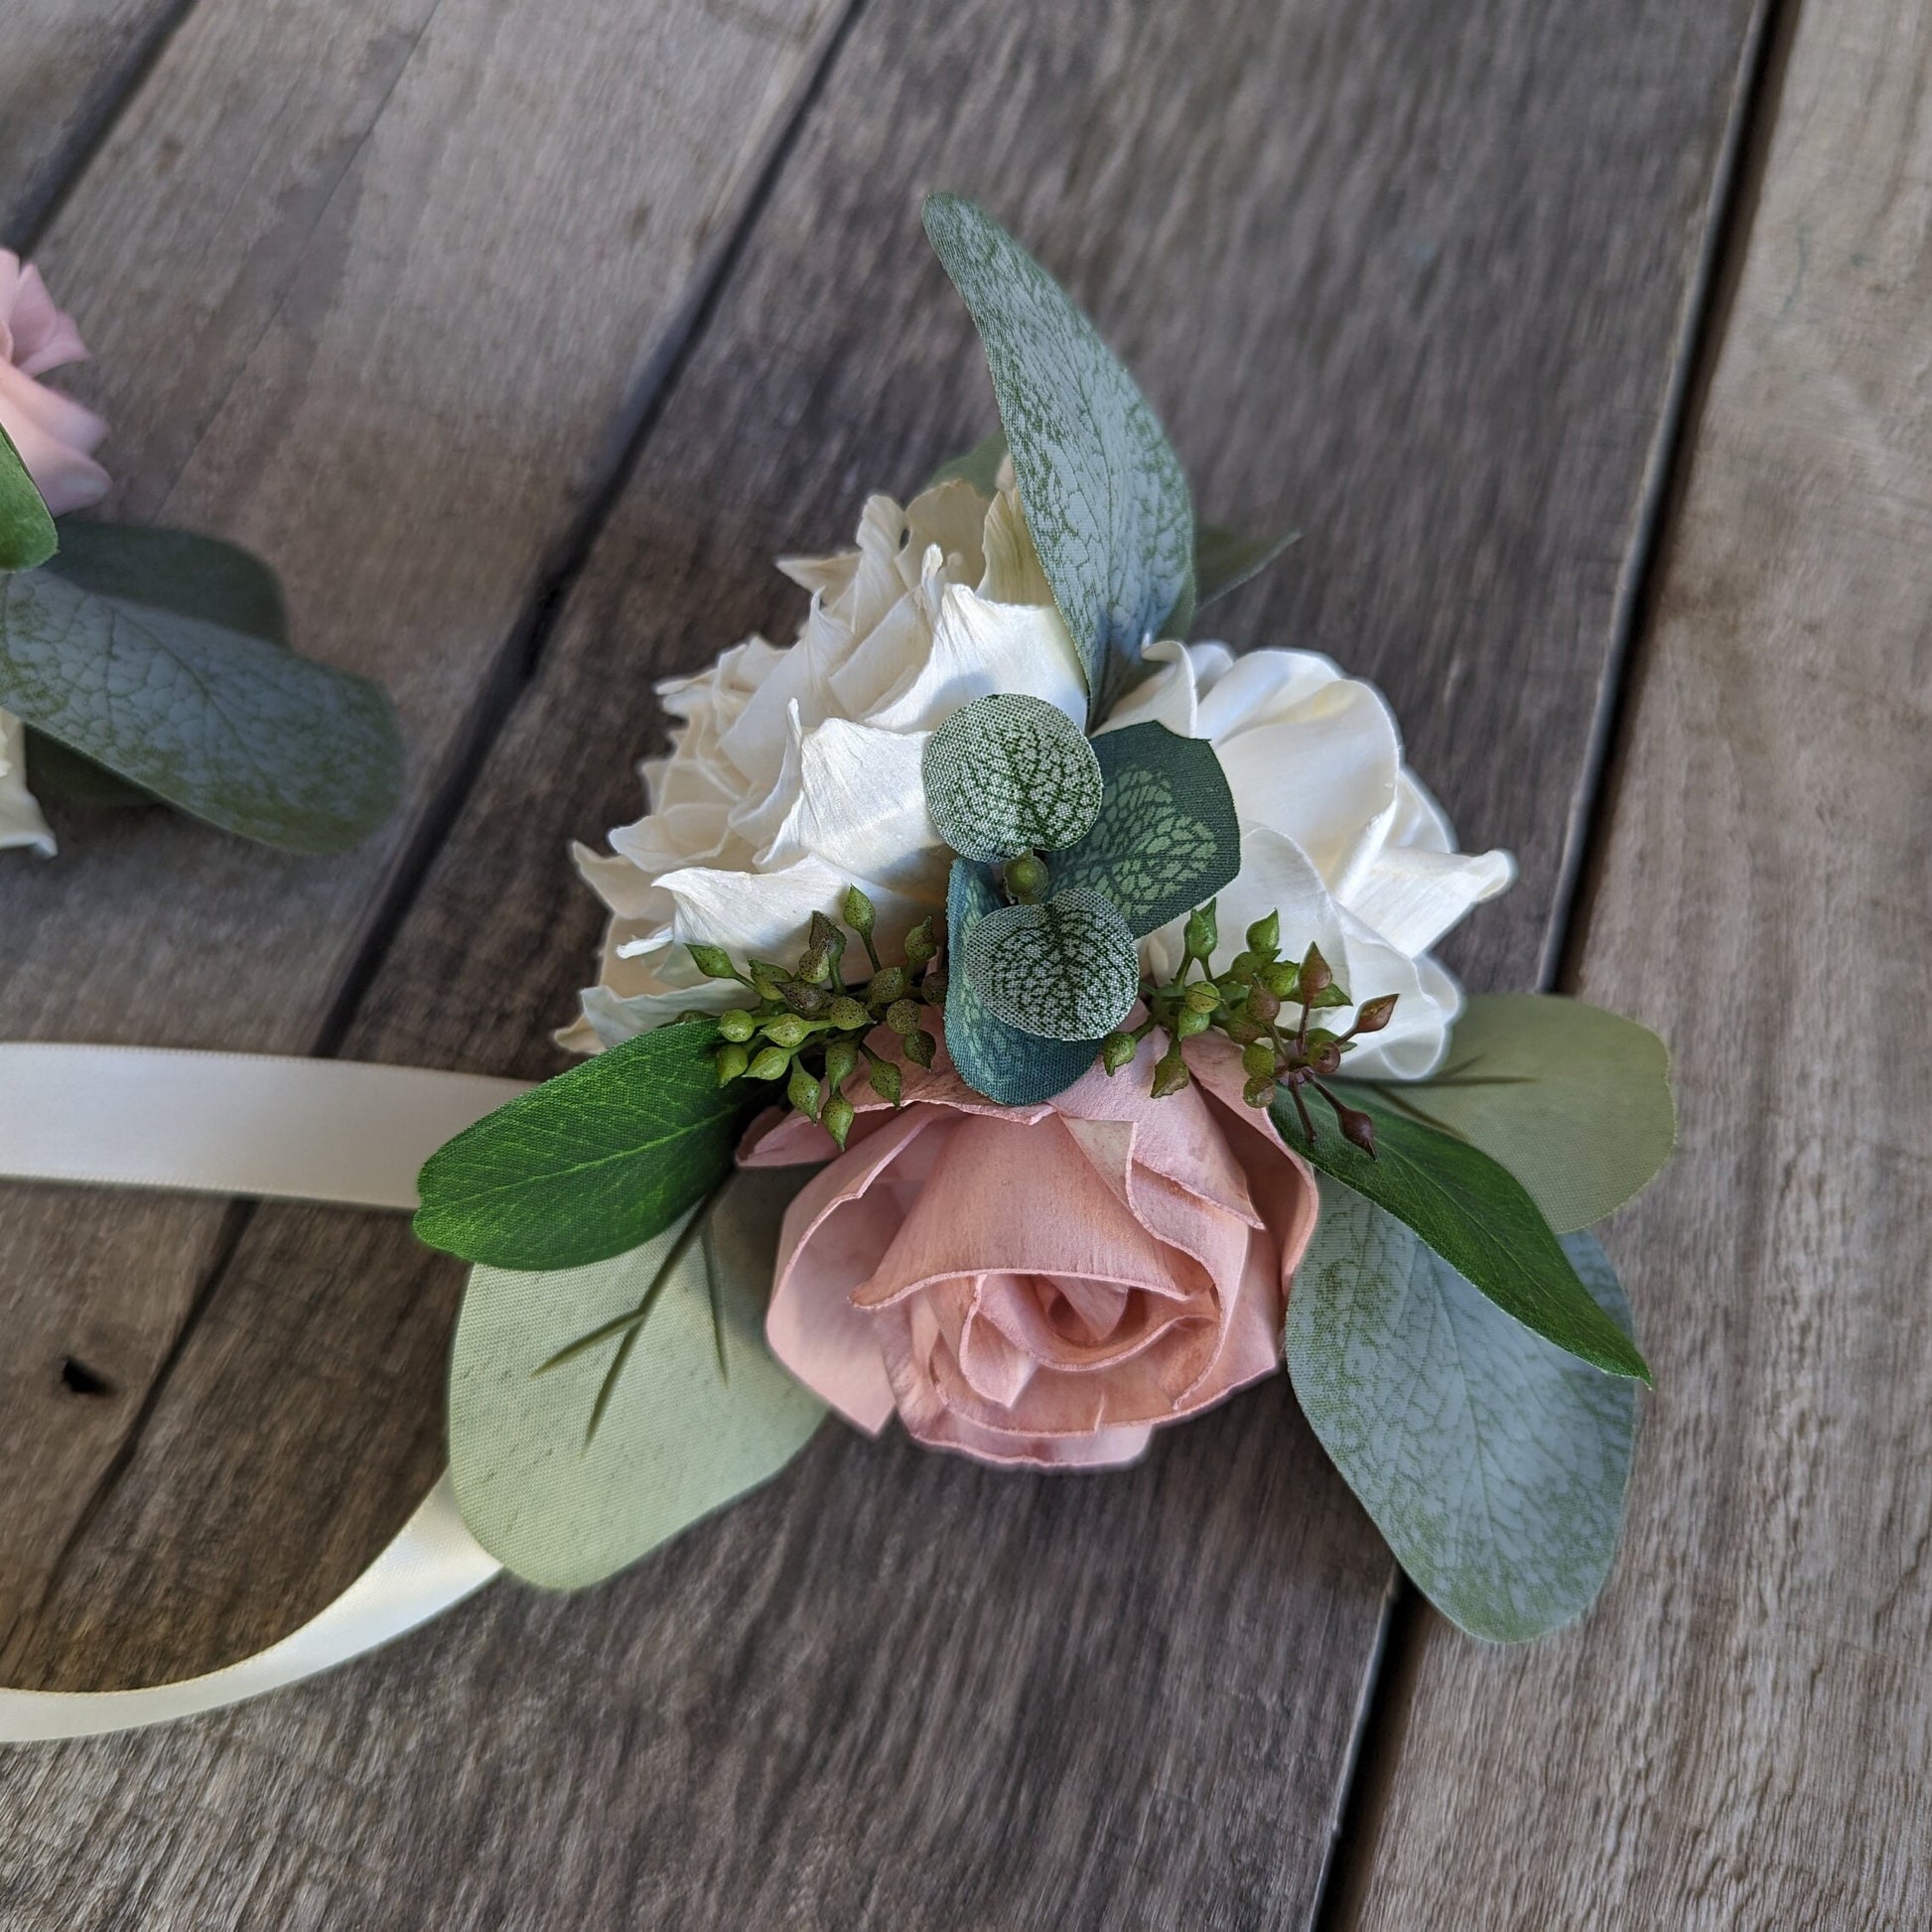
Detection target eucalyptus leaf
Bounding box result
[923,194,1193,722]
[925,428,1009,495]
[0,426,57,573]
[449,1166,826,1588]
[943,859,1098,1104]
[416,1020,756,1271]
[1272,1083,1650,1382]
[0,566,402,853]
[1362,995,1675,1233]
[47,520,290,644]
[1289,1191,1636,1642]
[1051,722,1240,934]
[921,691,1102,863]
[1193,522,1298,610]
[19,733,152,810]
[962,887,1140,1041]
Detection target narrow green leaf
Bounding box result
[943,859,1097,1104]
[0,426,57,573]
[923,194,1193,722]
[46,520,290,644]
[449,1166,826,1588]
[0,567,402,853]
[416,1021,757,1271]
[1289,1191,1636,1642]
[922,691,1102,863]
[1272,1084,1650,1382]
[924,428,1008,495]
[962,887,1140,1041]
[1360,995,1675,1233]
[1193,522,1299,610]
[1051,722,1241,935]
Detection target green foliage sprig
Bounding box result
[686,886,944,1150]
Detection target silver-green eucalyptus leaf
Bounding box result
[961,886,1141,1042]
[1361,995,1676,1233]
[922,691,1101,863]
[1289,1191,1637,1643]
[0,565,402,853]
[449,1166,826,1588]
[0,425,57,573]
[923,194,1193,722]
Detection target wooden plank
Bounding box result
[1332,1,1932,1925]
[0,0,189,248]
[0,0,854,1653]
[0,0,1765,1926]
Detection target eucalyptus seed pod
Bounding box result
[794,945,832,986]
[920,969,948,1004]
[1313,1041,1343,1077]
[1245,910,1281,957]
[886,998,921,1036]
[1332,1102,1376,1155]
[869,1058,902,1106]
[780,979,832,1018]
[1182,900,1218,962]
[1005,850,1049,902]
[715,1041,751,1085]
[786,1060,823,1121]
[1174,1005,1211,1039]
[762,1013,810,1049]
[688,943,739,981]
[718,1009,757,1042]
[1151,1043,1191,1097]
[824,1037,860,1093]
[868,966,907,1005]
[828,995,870,1031]
[1182,982,1221,1015]
[842,886,876,940]
[748,1045,790,1082]
[1241,1041,1276,1080]
[1351,993,1399,1035]
[1243,1073,1276,1108]
[903,916,938,965]
[1224,1018,1265,1045]
[809,910,847,966]
[903,1028,937,1069]
[823,1092,857,1150]
[1100,1030,1139,1074]
[1260,960,1300,999]
[1247,980,1282,1025]
[1300,942,1333,999]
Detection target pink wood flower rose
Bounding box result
[745,1035,1317,1469]
[0,250,109,516]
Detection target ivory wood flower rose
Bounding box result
[0,251,110,857]
[744,1037,1317,1468]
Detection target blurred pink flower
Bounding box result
[746,1035,1317,1469]
[0,251,108,516]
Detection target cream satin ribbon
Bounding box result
[0,1042,530,1743]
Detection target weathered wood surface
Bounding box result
[1,0,1769,1927]
[0,0,187,247]
[1334,0,1932,1924]
[0,0,850,1658]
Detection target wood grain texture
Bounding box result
[0,0,848,1649]
[1336,1,1932,1925]
[0,0,190,247]
[0,0,1763,1925]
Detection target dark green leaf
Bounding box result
[0,566,402,853]
[416,1021,758,1271]
[0,426,57,573]
[923,194,1193,722]
[1359,995,1675,1233]
[1051,722,1241,935]
[20,732,153,810]
[922,691,1102,862]
[962,887,1140,1041]
[1193,521,1298,610]
[46,520,290,643]
[449,1166,826,1587]
[943,860,1097,1104]
[924,428,1008,495]
[1289,1191,1636,1642]
[1272,1082,1650,1381]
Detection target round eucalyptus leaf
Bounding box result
[922,692,1102,863]
[961,886,1140,1041]
[1288,1190,1637,1643]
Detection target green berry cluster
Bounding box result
[684,887,942,1150]
[1099,899,1398,1154]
